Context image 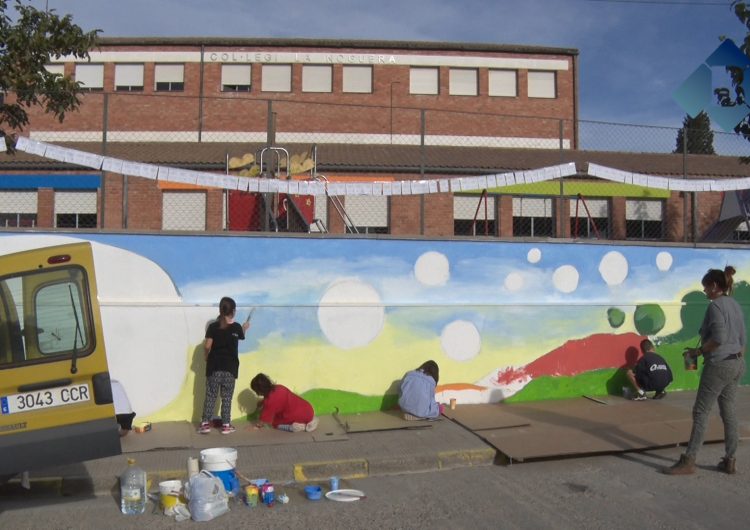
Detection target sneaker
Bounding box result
[632,391,648,401]
[403,412,423,421]
[305,417,319,432]
[290,422,306,432]
[653,391,667,400]
[198,422,211,434]
[221,424,236,435]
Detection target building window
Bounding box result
[154,64,185,91]
[221,64,251,92]
[75,64,104,91]
[261,64,292,92]
[55,191,97,228]
[626,199,663,240]
[342,65,372,93]
[454,194,496,236]
[410,67,439,95]
[528,71,556,99]
[513,197,554,237]
[569,198,609,239]
[162,191,206,231]
[115,64,144,92]
[0,191,37,227]
[344,195,389,234]
[732,221,750,243]
[44,64,65,76]
[302,65,332,93]
[449,68,478,96]
[489,69,517,97]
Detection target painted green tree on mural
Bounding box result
[607,307,626,328]
[633,304,666,335]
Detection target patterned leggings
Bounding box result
[201,371,236,425]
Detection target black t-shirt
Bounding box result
[205,320,245,378]
[634,351,673,392]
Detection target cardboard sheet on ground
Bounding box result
[336,410,436,433]
[121,416,347,453]
[471,397,735,462]
[442,404,531,431]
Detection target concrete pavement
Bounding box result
[3,387,750,498]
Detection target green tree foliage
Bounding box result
[0,0,98,150]
[674,111,715,154]
[633,303,666,336]
[606,307,625,328]
[720,2,750,151]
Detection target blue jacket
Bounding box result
[398,370,439,419]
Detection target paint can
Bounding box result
[261,482,275,506]
[684,352,697,371]
[329,476,339,491]
[243,484,259,507]
[450,398,457,410]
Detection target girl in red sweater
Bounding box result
[250,373,318,432]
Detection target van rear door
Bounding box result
[0,242,121,476]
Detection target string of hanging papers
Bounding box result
[3,136,749,194]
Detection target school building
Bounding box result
[1,37,748,242]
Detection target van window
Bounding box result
[0,266,94,368]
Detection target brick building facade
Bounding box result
[1,38,746,242]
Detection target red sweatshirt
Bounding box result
[259,385,314,427]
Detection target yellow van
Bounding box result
[0,242,121,477]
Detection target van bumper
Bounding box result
[0,417,121,475]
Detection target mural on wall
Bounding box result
[2,233,749,424]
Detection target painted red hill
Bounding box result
[496,332,644,385]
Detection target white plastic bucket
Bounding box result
[199,447,237,472]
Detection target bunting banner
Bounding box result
[15,136,748,195]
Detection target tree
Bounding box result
[674,111,716,155]
[0,0,98,151]
[633,303,666,336]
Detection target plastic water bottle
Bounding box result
[120,458,147,515]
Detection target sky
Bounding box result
[24,1,747,130]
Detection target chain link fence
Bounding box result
[4,92,750,242]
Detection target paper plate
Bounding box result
[325,489,365,502]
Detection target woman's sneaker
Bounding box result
[305,417,319,432]
[198,422,211,434]
[221,424,236,435]
[290,423,306,432]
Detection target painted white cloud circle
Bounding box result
[599,251,629,286]
[318,278,385,350]
[553,265,579,293]
[414,251,450,286]
[504,272,524,292]
[527,248,542,264]
[656,251,673,272]
[440,320,481,361]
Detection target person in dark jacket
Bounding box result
[625,339,673,400]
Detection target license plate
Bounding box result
[1,384,91,415]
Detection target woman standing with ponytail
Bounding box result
[198,297,250,435]
[664,267,746,475]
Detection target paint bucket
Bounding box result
[199,447,238,494]
[304,485,322,501]
[199,447,237,472]
[329,476,339,491]
[684,352,697,371]
[159,480,184,511]
[211,469,239,495]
